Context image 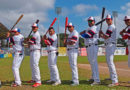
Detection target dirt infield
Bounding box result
[78,61,130,86]
[78,61,130,78]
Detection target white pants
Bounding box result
[48,51,61,83]
[12,51,24,85]
[86,45,100,82]
[30,50,41,83]
[106,43,118,83]
[128,46,130,67]
[67,49,79,84]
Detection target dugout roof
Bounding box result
[0,22,9,39]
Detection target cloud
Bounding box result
[126,2,130,7]
[0,0,55,37]
[0,0,54,11]
[121,2,130,15]
[61,4,98,17]
[73,4,98,16]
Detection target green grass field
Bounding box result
[0,55,129,90]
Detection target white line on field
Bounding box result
[78,64,130,72]
[99,65,130,72]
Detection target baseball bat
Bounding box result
[10,14,24,31]
[100,7,105,30]
[122,25,129,33]
[50,18,57,27]
[99,7,105,38]
[7,14,23,49]
[28,19,39,37]
[124,25,129,30]
[45,17,57,35]
[95,19,105,26]
[120,25,130,37]
[65,17,68,39]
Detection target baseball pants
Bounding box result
[30,50,41,83]
[48,51,61,83]
[12,51,24,85]
[106,43,118,83]
[86,45,100,83]
[67,49,79,84]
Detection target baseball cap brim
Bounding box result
[32,26,38,28]
[124,19,130,21]
[106,18,112,20]
[67,24,74,27]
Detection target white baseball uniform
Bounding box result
[81,25,100,83]
[44,33,61,83]
[9,34,24,85]
[29,31,41,83]
[104,24,118,83]
[121,26,130,67]
[67,30,79,84]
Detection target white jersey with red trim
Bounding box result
[84,25,99,46]
[105,24,116,43]
[10,34,24,52]
[29,31,41,50]
[46,33,57,51]
[67,30,79,49]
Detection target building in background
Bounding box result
[0,22,9,47]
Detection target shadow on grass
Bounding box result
[100,79,130,87]
[1,80,34,86]
[1,79,130,88]
[1,80,14,86]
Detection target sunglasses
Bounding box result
[125,20,130,21]
[106,19,111,21]
[32,27,38,28]
[67,26,72,28]
[88,20,93,23]
[12,31,17,33]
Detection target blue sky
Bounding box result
[47,0,130,36]
[0,0,130,37]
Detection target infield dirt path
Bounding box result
[78,61,130,78]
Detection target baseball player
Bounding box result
[120,16,130,67]
[7,28,24,87]
[43,27,61,86]
[99,14,118,87]
[64,22,79,86]
[27,23,41,87]
[80,16,100,86]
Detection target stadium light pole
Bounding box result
[112,11,118,42]
[55,7,62,47]
[112,11,118,26]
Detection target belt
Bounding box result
[14,51,23,55]
[17,51,22,53]
[105,42,116,46]
[30,49,40,52]
[67,48,78,51]
[15,51,22,53]
[47,50,57,53]
[86,44,98,48]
